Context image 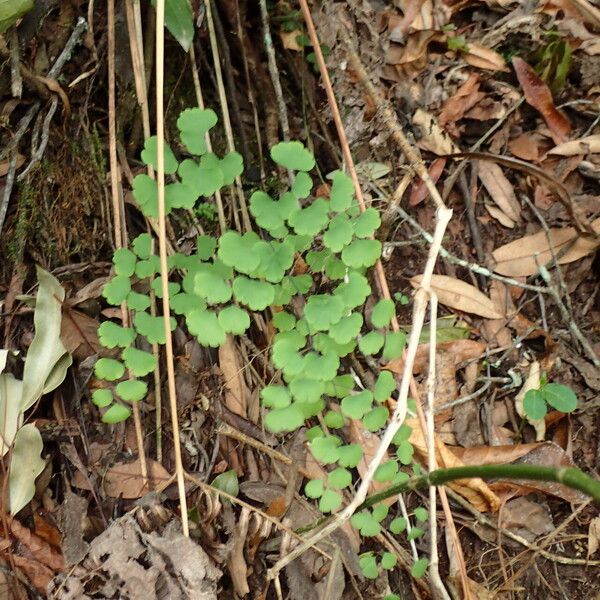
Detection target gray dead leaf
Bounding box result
[499,497,554,542]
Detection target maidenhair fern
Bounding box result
[94,107,429,582]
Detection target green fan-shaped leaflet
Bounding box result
[194,266,232,304]
[341,239,382,268]
[218,305,250,335]
[98,321,136,349]
[176,108,218,155]
[232,277,275,311]
[303,294,344,332]
[270,141,315,171]
[122,346,157,377]
[254,240,294,283]
[179,158,224,197]
[323,214,353,252]
[329,171,354,212]
[116,379,148,402]
[103,275,131,306]
[133,312,176,345]
[186,308,226,348]
[288,199,329,236]
[218,231,261,274]
[334,272,371,310]
[141,136,178,174]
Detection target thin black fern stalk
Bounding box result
[358,465,600,511]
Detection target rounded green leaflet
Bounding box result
[94,358,125,381]
[383,331,407,360]
[352,512,380,537]
[314,333,355,358]
[289,378,325,403]
[151,277,180,299]
[353,207,381,238]
[397,440,414,464]
[324,256,347,280]
[218,231,260,274]
[211,469,239,497]
[324,374,355,398]
[116,379,148,402]
[389,517,407,534]
[133,311,176,345]
[374,460,398,482]
[122,346,157,377]
[408,527,424,541]
[103,275,131,306]
[411,558,429,578]
[523,389,547,420]
[324,410,345,429]
[306,248,331,271]
[270,141,315,171]
[260,385,291,409]
[328,312,363,345]
[127,291,151,312]
[264,403,305,433]
[374,370,396,402]
[272,339,304,377]
[301,351,340,382]
[337,444,363,468]
[341,390,373,420]
[304,294,344,332]
[304,479,324,499]
[272,311,295,332]
[323,214,353,252]
[328,467,352,490]
[298,398,324,419]
[141,136,178,174]
[249,191,286,233]
[217,305,250,335]
[98,321,136,349]
[392,423,412,444]
[132,233,153,259]
[413,506,429,522]
[291,171,312,199]
[171,293,203,315]
[176,107,218,155]
[334,272,371,310]
[371,298,395,328]
[342,239,382,268]
[358,331,384,355]
[179,158,224,197]
[165,181,198,210]
[254,240,295,283]
[543,383,577,413]
[288,199,329,236]
[102,403,131,424]
[363,406,389,431]
[319,489,342,513]
[359,553,379,579]
[194,268,232,304]
[310,435,341,464]
[218,151,244,185]
[135,255,160,279]
[381,552,397,570]
[372,504,389,522]
[132,174,158,217]
[113,248,136,277]
[232,276,275,311]
[186,309,226,348]
[196,234,216,260]
[329,170,354,212]
[92,389,112,408]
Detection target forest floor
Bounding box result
[1,0,600,598]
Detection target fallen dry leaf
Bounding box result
[104,458,171,499]
[13,555,54,595]
[549,134,600,156]
[438,73,484,134]
[515,361,545,441]
[413,109,458,155]
[464,42,509,72]
[409,158,446,206]
[486,203,516,228]
[508,133,542,162]
[280,30,303,51]
[0,153,25,176]
[219,334,248,418]
[60,306,101,361]
[513,57,571,144]
[499,496,554,542]
[492,217,600,276]
[11,519,64,572]
[588,517,600,557]
[410,274,505,319]
[477,160,522,224]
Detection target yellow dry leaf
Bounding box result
[464,42,509,71]
[412,109,458,155]
[478,160,522,223]
[549,134,600,156]
[219,334,248,418]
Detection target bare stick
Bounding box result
[155,0,189,536]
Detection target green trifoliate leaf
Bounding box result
[371,298,395,328]
[523,389,546,420]
[323,214,353,252]
[301,351,340,382]
[98,322,136,349]
[353,207,381,238]
[291,171,312,199]
[381,552,397,570]
[261,385,291,409]
[342,239,382,268]
[359,331,384,355]
[310,435,341,464]
[151,277,180,299]
[324,410,345,429]
[325,375,355,399]
[179,157,224,197]
[328,467,352,490]
[319,489,342,513]
[334,272,371,310]
[113,248,136,277]
[254,239,295,283]
[170,292,203,315]
[122,346,157,377]
[103,275,131,305]
[135,255,161,279]
[289,378,325,404]
[363,406,388,431]
[133,174,159,217]
[132,233,153,259]
[383,331,407,360]
[102,403,131,424]
[337,444,363,468]
[341,390,374,420]
[359,553,379,579]
[272,311,296,332]
[92,389,112,408]
[196,235,216,260]
[127,291,151,312]
[543,383,577,413]
[328,312,363,345]
[194,267,232,304]
[211,469,239,497]
[176,107,217,155]
[218,305,250,335]
[374,460,398,482]
[374,370,396,402]
[141,136,178,174]
[116,379,148,402]
[304,479,324,499]
[133,312,175,345]
[165,181,198,210]
[389,517,407,534]
[218,231,261,274]
[313,334,355,358]
[270,141,315,171]
[304,294,344,332]
[329,171,354,212]
[186,309,226,348]
[264,403,305,433]
[397,440,414,464]
[414,506,429,522]
[411,558,429,578]
[94,358,125,381]
[288,199,329,236]
[233,276,275,311]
